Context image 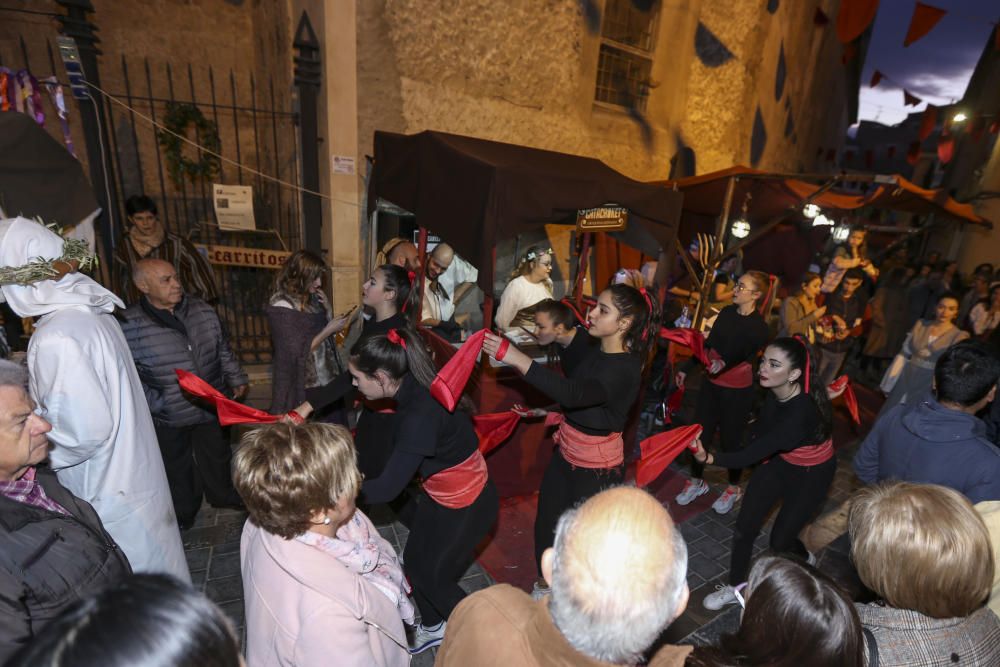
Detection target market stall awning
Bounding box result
[370,130,684,294]
[657,165,990,242]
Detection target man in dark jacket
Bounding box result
[854,342,1000,503]
[0,360,131,661]
[817,267,868,386]
[120,259,248,528]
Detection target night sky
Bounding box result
[858,0,997,126]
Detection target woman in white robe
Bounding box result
[0,217,189,581]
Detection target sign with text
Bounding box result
[577,204,628,232]
[213,184,256,231]
[195,244,291,270]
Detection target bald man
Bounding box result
[437,486,692,666]
[386,239,419,272]
[422,243,476,337]
[120,259,248,529]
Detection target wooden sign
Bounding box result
[194,244,291,270]
[577,204,628,232]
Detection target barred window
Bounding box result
[594,0,659,111]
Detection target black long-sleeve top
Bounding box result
[713,392,823,469]
[304,312,410,411]
[703,304,770,368]
[557,325,596,377]
[360,374,481,505]
[524,347,642,436]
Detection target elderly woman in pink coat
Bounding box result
[234,422,412,667]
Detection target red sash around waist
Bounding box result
[779,438,834,466]
[549,414,624,469]
[422,450,489,509]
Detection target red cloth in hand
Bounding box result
[635,424,703,488]
[828,374,860,425]
[176,369,281,426]
[473,411,521,455]
[430,329,507,412]
[658,327,710,366]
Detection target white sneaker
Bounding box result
[711,486,743,515]
[530,581,551,601]
[409,620,446,654]
[675,478,710,506]
[703,584,740,611]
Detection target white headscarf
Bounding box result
[0,216,123,317]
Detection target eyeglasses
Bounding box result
[735,283,758,293]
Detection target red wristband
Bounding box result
[496,338,510,361]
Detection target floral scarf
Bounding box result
[295,509,414,624]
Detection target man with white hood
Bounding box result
[0,216,189,580]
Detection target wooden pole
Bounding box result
[693,176,736,330]
[574,232,592,309]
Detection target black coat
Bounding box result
[0,467,131,661]
[120,296,248,427]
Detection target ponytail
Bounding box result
[377,264,420,323]
[606,283,661,368]
[769,336,832,443]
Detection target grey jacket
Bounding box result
[857,603,1000,666]
[121,296,247,427]
[0,467,131,662]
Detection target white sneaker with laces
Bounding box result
[703,584,740,611]
[711,486,743,515]
[675,478,709,506]
[409,620,447,655]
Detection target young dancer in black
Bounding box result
[692,336,835,610]
[483,284,659,597]
[295,264,418,477]
[350,328,499,654]
[675,271,770,514]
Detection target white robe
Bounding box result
[0,217,188,580]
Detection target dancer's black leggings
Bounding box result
[728,456,836,585]
[691,381,754,485]
[403,481,499,626]
[533,449,624,574]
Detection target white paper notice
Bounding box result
[332,155,356,175]
[213,184,256,231]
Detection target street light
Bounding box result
[832,223,850,242]
[731,218,751,239]
[803,203,821,219]
[953,112,968,123]
[813,214,835,227]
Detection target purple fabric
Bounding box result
[0,467,69,515]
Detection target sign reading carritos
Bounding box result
[577,204,628,232]
[195,244,291,269]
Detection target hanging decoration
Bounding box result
[836,0,880,44]
[869,69,884,87]
[775,43,787,100]
[694,22,735,68]
[918,104,938,140]
[903,89,922,106]
[41,76,76,157]
[15,70,45,125]
[766,0,779,14]
[903,2,948,47]
[157,102,222,186]
[750,106,767,167]
[0,68,10,111]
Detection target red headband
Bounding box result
[639,287,653,340]
[387,328,407,349]
[793,335,810,392]
[407,270,416,285]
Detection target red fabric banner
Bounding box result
[473,411,521,455]
[869,69,884,88]
[903,89,922,106]
[828,374,860,425]
[430,329,507,412]
[636,424,703,488]
[658,327,710,366]
[176,369,282,426]
[903,2,947,47]
[837,0,880,43]
[937,134,954,164]
[918,104,938,140]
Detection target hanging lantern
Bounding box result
[803,203,822,219]
[731,219,751,238]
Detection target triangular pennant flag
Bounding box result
[918,104,938,140]
[814,7,829,25]
[869,69,884,87]
[903,89,922,106]
[903,2,947,47]
[658,327,710,366]
[473,411,521,455]
[176,369,283,426]
[636,424,703,487]
[837,0,880,43]
[843,382,860,425]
